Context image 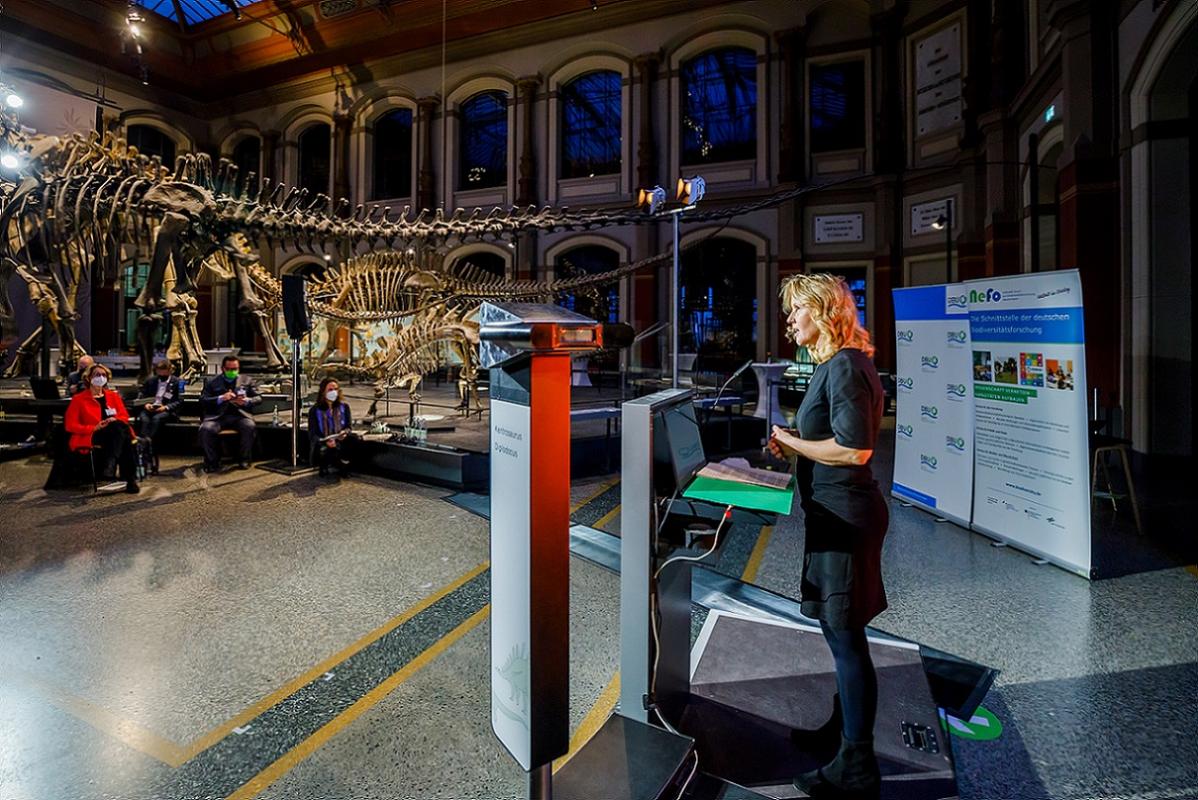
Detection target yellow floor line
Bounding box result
[1185,565,1198,580]
[741,525,774,584]
[592,504,621,532]
[183,561,489,760]
[8,668,190,767]
[225,605,491,800]
[571,476,619,513]
[552,671,621,774]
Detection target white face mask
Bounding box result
[325,390,339,402]
[91,375,108,387]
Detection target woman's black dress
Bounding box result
[794,347,888,630]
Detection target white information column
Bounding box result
[480,301,603,798]
[891,285,974,526]
[966,270,1091,577]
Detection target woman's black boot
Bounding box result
[793,735,880,797]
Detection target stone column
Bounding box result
[416,96,439,211]
[332,113,352,203]
[775,26,805,184]
[633,52,659,190]
[870,6,905,174]
[1048,0,1120,402]
[516,76,540,207]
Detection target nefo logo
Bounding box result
[897,424,914,438]
[946,436,966,452]
[947,383,967,398]
[946,330,967,345]
[897,377,914,392]
[921,355,940,369]
[920,405,939,420]
[920,454,939,470]
[968,287,1003,303]
[897,330,915,343]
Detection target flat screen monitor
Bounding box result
[658,400,706,491]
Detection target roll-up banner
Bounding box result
[966,270,1091,577]
[891,285,974,526]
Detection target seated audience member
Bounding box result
[308,378,358,476]
[199,355,261,472]
[63,363,140,493]
[137,359,185,443]
[65,354,95,396]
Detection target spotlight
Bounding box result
[675,176,706,206]
[931,214,947,231]
[4,92,23,109]
[636,185,666,215]
[590,0,599,10]
[506,241,516,250]
[1,152,20,170]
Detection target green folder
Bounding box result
[683,474,795,516]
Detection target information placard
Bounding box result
[891,284,974,525]
[966,271,1091,576]
[814,213,864,244]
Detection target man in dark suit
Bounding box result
[64,354,95,396]
[198,355,261,472]
[137,358,185,444]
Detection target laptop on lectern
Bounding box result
[30,377,61,400]
[653,397,708,495]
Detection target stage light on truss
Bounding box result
[675,176,706,206]
[4,92,23,109]
[636,185,666,215]
[0,152,21,171]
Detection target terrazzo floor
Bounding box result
[1,424,1196,799]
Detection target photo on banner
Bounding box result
[890,284,974,526]
[966,270,1091,577]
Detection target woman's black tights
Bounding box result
[820,621,878,742]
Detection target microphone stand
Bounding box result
[705,358,754,427]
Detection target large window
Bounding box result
[680,237,757,372]
[373,108,413,200]
[231,136,261,183]
[459,91,508,190]
[126,124,177,165]
[554,245,620,323]
[298,123,331,196]
[809,60,866,153]
[680,47,757,165]
[560,71,621,178]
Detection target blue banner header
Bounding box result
[893,286,955,321]
[969,306,1086,344]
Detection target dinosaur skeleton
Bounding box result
[241,248,668,416]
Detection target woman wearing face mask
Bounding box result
[767,274,886,797]
[307,378,357,476]
[63,364,140,493]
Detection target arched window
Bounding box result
[810,60,866,153]
[554,245,620,323]
[560,71,621,178]
[373,108,413,200]
[126,124,177,165]
[298,123,331,196]
[680,48,757,165]
[680,237,757,371]
[231,136,261,183]
[459,91,508,190]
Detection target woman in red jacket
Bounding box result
[64,363,140,493]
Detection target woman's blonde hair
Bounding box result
[780,273,875,363]
[86,363,112,381]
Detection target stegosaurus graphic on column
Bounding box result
[493,642,531,730]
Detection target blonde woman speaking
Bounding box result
[768,273,887,797]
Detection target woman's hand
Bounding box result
[768,425,801,460]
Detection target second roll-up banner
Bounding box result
[891,284,974,526]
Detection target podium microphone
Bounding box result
[708,358,755,424]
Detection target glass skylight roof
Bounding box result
[135,0,265,27]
